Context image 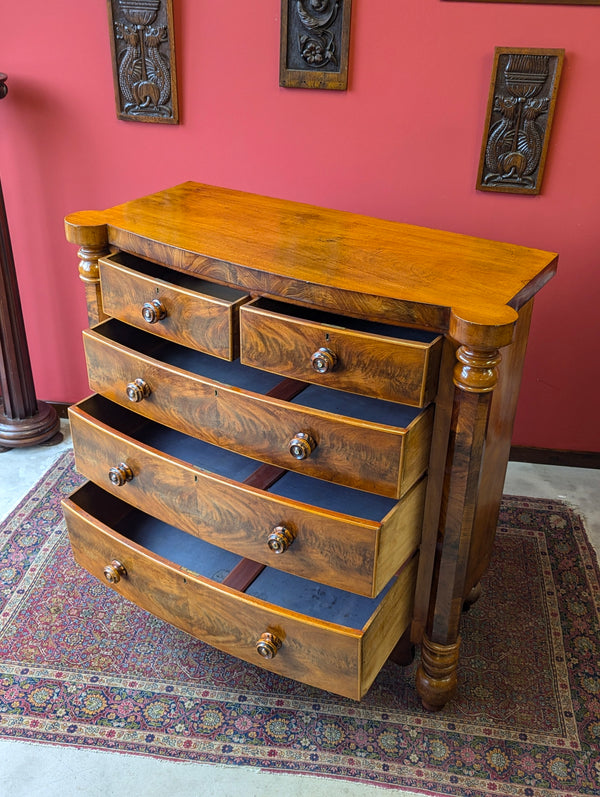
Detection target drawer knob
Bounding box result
[126,378,151,403]
[288,431,316,460]
[267,525,295,554]
[311,347,337,374]
[141,299,167,324]
[256,632,282,660]
[108,462,133,487]
[103,560,127,584]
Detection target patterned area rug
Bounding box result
[1,451,599,797]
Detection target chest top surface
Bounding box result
[65,181,557,345]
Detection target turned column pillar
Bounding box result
[0,72,61,449]
[415,309,516,711]
[64,213,110,324]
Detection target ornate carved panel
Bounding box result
[477,48,564,195]
[107,0,179,124]
[280,0,352,90]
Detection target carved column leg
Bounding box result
[416,330,509,711]
[64,214,110,325]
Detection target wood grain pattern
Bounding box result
[63,484,415,701]
[69,399,423,597]
[99,254,250,360]
[83,323,432,499]
[240,299,442,407]
[64,182,558,709]
[64,182,558,337]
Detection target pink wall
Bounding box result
[1,1,598,452]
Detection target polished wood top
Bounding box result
[65,182,557,345]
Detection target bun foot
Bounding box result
[463,581,482,612]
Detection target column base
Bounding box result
[0,401,62,451]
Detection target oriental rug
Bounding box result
[0,451,599,797]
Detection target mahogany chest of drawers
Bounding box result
[62,182,557,709]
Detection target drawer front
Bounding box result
[240,298,442,407]
[63,483,417,701]
[69,397,425,597]
[99,252,250,360]
[83,322,433,498]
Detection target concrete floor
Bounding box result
[0,419,598,797]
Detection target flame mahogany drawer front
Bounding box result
[82,319,434,499]
[69,395,425,598]
[99,252,250,360]
[63,482,417,702]
[64,182,558,708]
[240,298,443,407]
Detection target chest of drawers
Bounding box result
[62,182,557,709]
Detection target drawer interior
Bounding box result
[247,297,439,345]
[290,383,423,427]
[92,320,425,431]
[69,481,399,628]
[101,251,247,303]
[94,319,283,393]
[75,396,397,523]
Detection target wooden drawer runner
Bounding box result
[69,395,425,597]
[99,252,250,360]
[62,481,417,701]
[240,298,442,407]
[83,320,433,498]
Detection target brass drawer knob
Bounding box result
[103,560,127,584]
[267,525,295,554]
[311,347,337,374]
[288,431,316,460]
[108,462,133,487]
[126,378,151,402]
[256,632,282,660]
[141,299,167,324]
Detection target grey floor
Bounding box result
[0,420,598,797]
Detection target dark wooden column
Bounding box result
[415,308,516,711]
[0,73,61,449]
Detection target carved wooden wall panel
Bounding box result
[280,0,352,90]
[107,0,179,124]
[477,48,564,195]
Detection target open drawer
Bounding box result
[69,395,426,598]
[240,297,443,407]
[99,251,250,360]
[83,320,433,498]
[62,481,417,701]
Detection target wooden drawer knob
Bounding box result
[141,299,167,324]
[126,378,151,403]
[103,560,127,584]
[267,525,295,554]
[256,632,282,660]
[108,462,133,487]
[311,347,337,374]
[288,431,316,460]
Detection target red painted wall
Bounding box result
[1,1,598,452]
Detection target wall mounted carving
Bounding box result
[280,0,352,90]
[107,0,179,124]
[477,48,564,195]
